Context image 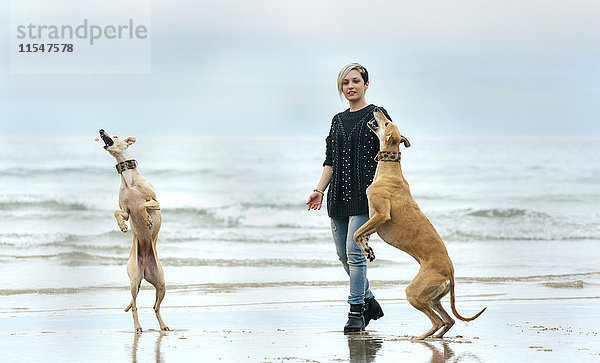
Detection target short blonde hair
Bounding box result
[337,63,369,98]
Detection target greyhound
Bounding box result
[99,129,169,332]
[353,111,485,339]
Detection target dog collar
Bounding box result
[375,151,400,162]
[116,159,137,174]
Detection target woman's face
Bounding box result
[342,69,369,102]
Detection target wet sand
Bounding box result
[1,297,599,362]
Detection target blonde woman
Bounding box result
[307,63,391,332]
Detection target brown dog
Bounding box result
[353,111,485,339]
[100,129,169,332]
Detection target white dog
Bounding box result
[99,129,169,332]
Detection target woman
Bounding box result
[307,63,391,332]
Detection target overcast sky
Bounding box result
[1,0,599,136]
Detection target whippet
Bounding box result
[99,129,169,332]
[353,111,485,339]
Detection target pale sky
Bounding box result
[1,0,599,136]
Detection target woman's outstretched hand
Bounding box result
[306,192,323,211]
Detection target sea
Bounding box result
[1,135,599,318]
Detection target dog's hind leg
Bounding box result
[406,272,445,340]
[140,198,160,229]
[353,196,391,261]
[125,239,143,332]
[426,279,455,338]
[408,300,444,340]
[144,249,169,331]
[431,298,455,338]
[125,274,143,332]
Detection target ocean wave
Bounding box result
[157,257,400,268]
[0,249,400,269]
[0,232,79,247]
[57,251,126,266]
[0,165,268,179]
[441,229,600,242]
[1,195,597,242]
[171,204,329,229]
[0,281,354,296]
[160,258,339,268]
[519,193,600,203]
[10,251,126,266]
[0,273,597,296]
[463,208,549,219]
[0,199,88,211]
[435,207,599,241]
[0,287,97,296]
[161,207,240,227]
[162,204,305,228]
[165,280,392,293]
[5,252,337,268]
[457,271,600,283]
[0,231,130,248]
[161,231,329,244]
[0,228,332,250]
[542,280,586,289]
[0,166,104,176]
[0,198,310,227]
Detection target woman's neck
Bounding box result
[349,99,368,112]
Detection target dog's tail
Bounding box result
[125,301,133,312]
[450,275,487,321]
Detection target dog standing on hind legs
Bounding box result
[99,129,169,332]
[353,111,485,340]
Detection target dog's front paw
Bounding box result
[119,223,128,233]
[145,216,153,229]
[365,245,376,262]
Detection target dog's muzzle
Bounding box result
[99,129,114,149]
[367,119,378,132]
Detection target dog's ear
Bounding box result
[400,135,411,148]
[124,137,136,146]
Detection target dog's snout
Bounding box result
[367,119,378,132]
[99,129,114,148]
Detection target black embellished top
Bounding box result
[323,104,392,217]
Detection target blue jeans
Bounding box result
[330,213,374,305]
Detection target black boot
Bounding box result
[344,304,365,333]
[364,296,384,327]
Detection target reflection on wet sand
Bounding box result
[418,340,454,363]
[155,332,165,363]
[346,332,383,363]
[131,331,166,363]
[418,340,483,363]
[132,332,140,362]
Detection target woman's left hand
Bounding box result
[306,192,323,211]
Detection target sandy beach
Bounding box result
[1,295,599,362]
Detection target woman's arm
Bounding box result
[307,165,332,211]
